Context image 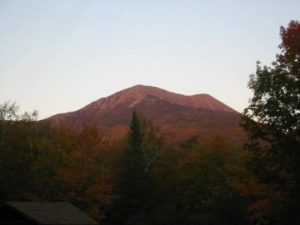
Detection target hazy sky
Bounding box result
[1,0,299,119]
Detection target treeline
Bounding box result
[1,20,299,225]
[104,111,250,225]
[0,103,251,224]
[0,102,292,225]
[0,102,117,218]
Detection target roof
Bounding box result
[5,202,98,225]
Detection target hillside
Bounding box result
[48,85,243,142]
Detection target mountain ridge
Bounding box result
[48,85,243,142]
[53,84,237,116]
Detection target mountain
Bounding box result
[48,85,243,142]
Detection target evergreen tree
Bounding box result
[105,111,154,225]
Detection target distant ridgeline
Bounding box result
[48,85,244,143]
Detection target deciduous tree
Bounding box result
[242,20,300,225]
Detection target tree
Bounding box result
[104,111,156,225]
[278,20,300,79]
[55,121,114,220]
[0,102,116,221]
[242,20,300,225]
[177,137,249,225]
[0,102,59,201]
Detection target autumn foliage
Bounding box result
[242,20,300,225]
[1,20,299,225]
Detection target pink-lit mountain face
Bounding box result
[48,85,243,142]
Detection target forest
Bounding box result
[0,21,299,225]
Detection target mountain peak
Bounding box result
[116,84,169,96]
[49,85,242,142]
[110,84,236,113]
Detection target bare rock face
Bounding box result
[48,85,243,142]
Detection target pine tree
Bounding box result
[105,111,154,225]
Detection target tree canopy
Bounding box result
[242,20,300,225]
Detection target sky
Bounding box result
[0,0,299,119]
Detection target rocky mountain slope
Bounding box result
[49,85,243,142]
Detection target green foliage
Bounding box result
[177,137,249,225]
[0,102,56,200]
[129,110,143,152]
[242,20,300,225]
[0,101,38,121]
[106,111,159,225]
